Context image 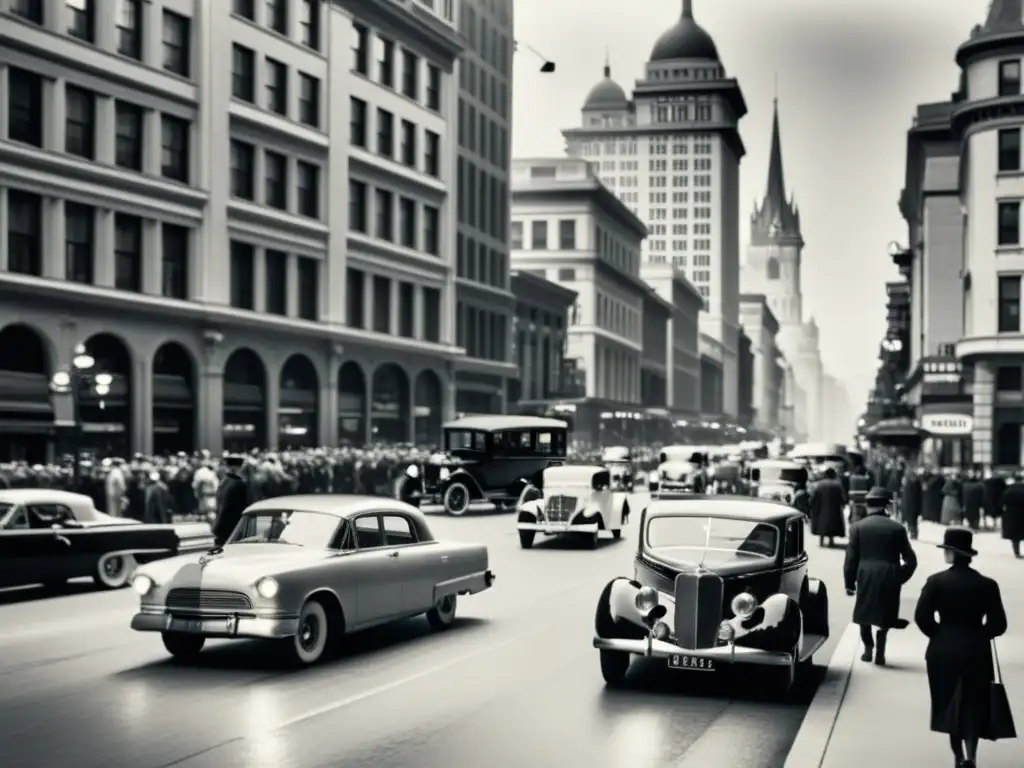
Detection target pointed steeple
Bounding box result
[764,98,787,214]
[750,97,802,246]
[604,47,611,78]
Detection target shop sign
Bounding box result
[921,413,973,436]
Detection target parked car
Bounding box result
[651,445,703,494]
[515,465,630,549]
[601,446,636,491]
[746,459,809,507]
[130,495,496,666]
[399,415,568,515]
[0,488,213,591]
[592,495,829,696]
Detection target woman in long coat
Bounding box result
[1000,475,1024,558]
[941,474,964,525]
[913,527,1009,767]
[809,466,846,547]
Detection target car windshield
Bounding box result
[228,510,340,548]
[646,515,779,562]
[756,466,807,485]
[0,503,17,528]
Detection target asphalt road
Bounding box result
[0,494,857,768]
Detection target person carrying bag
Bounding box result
[913,527,1013,767]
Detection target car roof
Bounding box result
[789,442,847,458]
[645,495,797,522]
[0,488,95,506]
[751,459,804,469]
[443,415,568,431]
[544,464,604,480]
[245,495,423,520]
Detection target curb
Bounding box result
[783,622,859,768]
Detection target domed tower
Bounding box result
[582,57,628,115]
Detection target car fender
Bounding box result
[723,593,802,652]
[517,499,541,524]
[609,492,629,526]
[595,577,649,640]
[442,470,482,499]
[802,577,830,637]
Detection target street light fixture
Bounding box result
[72,343,95,371]
[50,342,109,487]
[514,40,556,73]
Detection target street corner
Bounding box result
[782,622,860,768]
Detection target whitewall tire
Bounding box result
[426,594,457,630]
[287,599,330,666]
[94,553,136,589]
[443,482,471,516]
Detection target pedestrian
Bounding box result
[844,487,918,666]
[913,527,1011,768]
[999,473,1024,558]
[982,468,1005,532]
[809,465,846,548]
[961,470,985,531]
[941,473,964,526]
[212,454,250,547]
[143,471,173,524]
[902,468,923,540]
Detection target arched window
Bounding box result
[767,257,780,280]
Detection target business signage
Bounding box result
[921,413,973,436]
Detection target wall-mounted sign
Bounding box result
[921,413,973,436]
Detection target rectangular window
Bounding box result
[377,36,394,87]
[230,241,255,310]
[998,201,1020,246]
[375,189,394,240]
[298,73,320,127]
[266,0,287,33]
[265,249,287,315]
[510,221,523,249]
[423,287,440,342]
[264,150,287,209]
[377,109,394,157]
[426,65,441,110]
[297,161,319,218]
[114,101,143,170]
[558,219,576,249]
[11,0,44,24]
[999,60,1021,97]
[350,97,367,146]
[266,58,288,115]
[114,213,142,292]
[232,45,256,102]
[400,119,416,167]
[116,0,142,59]
[999,128,1021,172]
[65,202,94,284]
[398,282,414,337]
[233,0,254,19]
[66,0,94,42]
[8,68,43,147]
[161,10,190,76]
[349,179,367,232]
[996,365,1022,392]
[161,224,189,299]
[230,140,255,199]
[346,268,365,328]
[299,0,320,50]
[399,197,416,247]
[423,205,439,255]
[161,114,189,182]
[297,257,318,320]
[531,220,548,249]
[401,49,418,100]
[424,130,440,176]
[65,85,95,159]
[998,274,1021,333]
[373,275,390,333]
[7,191,42,276]
[352,22,369,74]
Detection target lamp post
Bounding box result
[513,40,556,72]
[50,342,111,488]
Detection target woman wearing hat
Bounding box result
[914,527,1010,767]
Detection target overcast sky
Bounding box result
[511,0,987,406]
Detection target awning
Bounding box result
[864,417,928,442]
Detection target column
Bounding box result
[94,209,116,287]
[389,279,399,335]
[44,0,64,34]
[0,66,9,140]
[142,0,162,69]
[42,198,66,279]
[143,110,162,176]
[198,367,225,454]
[972,361,994,466]
[95,0,116,51]
[142,220,162,295]
[321,350,341,447]
[286,157,298,214]
[413,285,425,339]
[265,364,281,450]
[363,365,374,443]
[132,354,153,455]
[253,247,267,312]
[363,276,374,330]
[443,365,457,423]
[521,334,533,400]
[285,253,299,317]
[254,150,266,205]
[534,325,544,399]
[0,187,8,272]
[44,78,66,152]
[94,95,115,164]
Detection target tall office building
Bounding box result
[452,0,517,414]
[563,0,747,418]
[0,0,462,460]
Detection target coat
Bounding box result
[212,472,250,545]
[923,474,944,523]
[809,478,846,537]
[901,476,923,526]
[1000,482,1024,541]
[913,564,1008,738]
[844,511,918,627]
[983,476,1006,521]
[961,480,985,528]
[143,482,172,525]
[940,478,963,525]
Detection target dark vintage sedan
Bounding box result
[592,495,829,696]
[400,416,569,515]
[0,489,214,591]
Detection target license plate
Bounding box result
[667,654,715,672]
[174,617,204,633]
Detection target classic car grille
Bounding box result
[422,463,442,486]
[544,495,578,523]
[674,571,724,650]
[166,588,252,612]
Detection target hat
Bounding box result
[224,453,245,467]
[865,487,890,506]
[937,526,978,557]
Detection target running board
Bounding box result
[799,633,828,662]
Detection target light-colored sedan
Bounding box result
[130,495,496,666]
[516,465,630,549]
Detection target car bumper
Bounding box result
[518,522,600,534]
[592,636,794,667]
[658,482,692,492]
[131,610,300,639]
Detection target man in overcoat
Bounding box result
[961,469,985,530]
[900,468,923,539]
[982,467,1006,531]
[212,454,250,547]
[844,487,918,666]
[809,466,846,548]
[999,473,1024,557]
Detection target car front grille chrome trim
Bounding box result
[166,588,253,612]
[544,495,578,523]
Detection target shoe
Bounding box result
[860,647,873,662]
[873,654,886,666]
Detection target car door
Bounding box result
[780,518,807,599]
[0,506,59,588]
[349,514,406,625]
[380,514,439,614]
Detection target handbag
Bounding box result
[988,639,1017,740]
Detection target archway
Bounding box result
[337,362,366,445]
[223,348,267,451]
[152,342,196,455]
[0,324,52,463]
[371,364,409,444]
[79,333,132,458]
[414,370,442,447]
[279,354,319,448]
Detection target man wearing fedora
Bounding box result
[844,486,918,665]
[212,453,250,547]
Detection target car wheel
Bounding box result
[518,530,535,549]
[426,594,457,630]
[162,632,205,661]
[287,599,330,666]
[600,649,630,687]
[94,553,136,589]
[443,482,471,516]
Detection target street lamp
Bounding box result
[881,337,903,353]
[514,40,555,72]
[50,342,109,488]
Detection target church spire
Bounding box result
[763,97,787,216]
[750,96,801,246]
[604,47,610,78]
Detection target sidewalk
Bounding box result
[786,525,1024,768]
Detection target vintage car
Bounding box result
[788,442,849,471]
[592,496,829,696]
[0,488,213,591]
[601,446,636,491]
[650,446,704,494]
[711,461,743,494]
[746,460,809,507]
[130,495,495,666]
[515,465,630,549]
[400,415,568,515]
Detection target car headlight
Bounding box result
[652,621,670,640]
[730,591,758,619]
[256,577,279,599]
[132,574,153,596]
[635,585,659,612]
[405,464,419,479]
[718,622,736,642]
[439,467,450,480]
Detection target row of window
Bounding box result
[457,99,509,171]
[348,180,441,256]
[6,189,189,299]
[232,0,321,51]
[349,98,442,177]
[456,157,508,243]
[596,293,641,342]
[351,23,442,112]
[230,140,321,219]
[459,52,509,121]
[510,219,576,250]
[576,136,714,157]
[227,242,319,320]
[343,268,442,343]
[652,102,714,124]
[231,44,321,128]
[998,275,1022,333]
[455,301,508,361]
[456,234,508,289]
